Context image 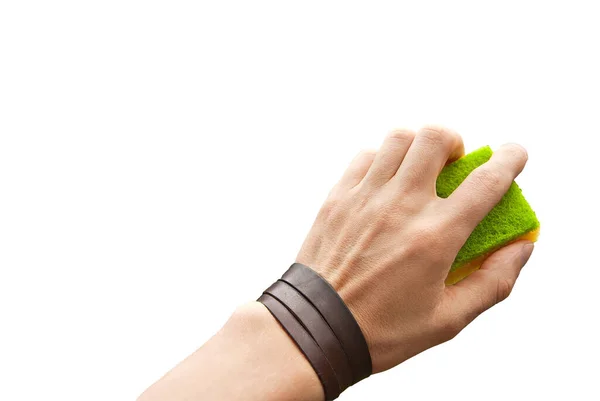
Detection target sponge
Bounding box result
[436,146,540,285]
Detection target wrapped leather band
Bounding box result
[257,293,341,400]
[258,263,372,400]
[264,280,353,392]
[281,263,372,383]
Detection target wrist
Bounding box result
[224,302,324,401]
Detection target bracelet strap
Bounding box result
[281,263,372,382]
[264,280,353,391]
[257,293,341,400]
[258,263,372,400]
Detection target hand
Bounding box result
[296,125,534,373]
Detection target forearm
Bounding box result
[138,302,324,401]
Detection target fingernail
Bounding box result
[520,242,534,266]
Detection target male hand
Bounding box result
[297,125,534,372]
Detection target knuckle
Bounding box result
[371,202,396,228]
[387,128,416,144]
[421,124,448,134]
[418,126,447,146]
[495,277,513,303]
[474,166,504,192]
[418,125,459,149]
[408,223,443,253]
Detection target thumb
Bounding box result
[443,240,535,328]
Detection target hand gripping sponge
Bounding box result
[436,146,540,285]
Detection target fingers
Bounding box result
[340,126,465,192]
[393,125,464,193]
[442,241,534,331]
[336,150,377,190]
[362,129,416,186]
[445,143,528,234]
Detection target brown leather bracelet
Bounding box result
[280,263,372,383]
[258,263,372,400]
[264,280,353,392]
[257,293,341,400]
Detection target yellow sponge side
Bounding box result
[445,223,540,285]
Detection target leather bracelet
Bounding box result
[264,280,353,392]
[281,263,372,382]
[257,293,341,400]
[258,263,372,400]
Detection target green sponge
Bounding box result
[436,146,540,285]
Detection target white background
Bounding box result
[1,1,599,400]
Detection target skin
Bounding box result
[138,125,535,401]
